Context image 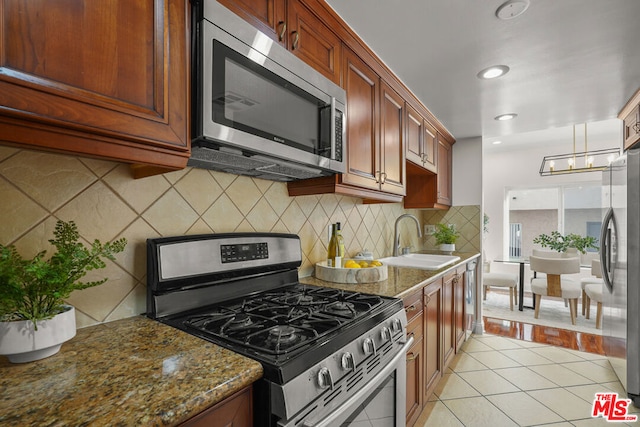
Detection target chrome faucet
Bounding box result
[393,214,423,256]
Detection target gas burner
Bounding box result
[225,313,253,331]
[268,325,299,345]
[325,301,356,316]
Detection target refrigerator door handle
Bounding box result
[599,207,615,292]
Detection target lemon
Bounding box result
[358,260,369,268]
[370,260,382,267]
[344,260,359,268]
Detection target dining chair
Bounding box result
[529,254,581,325]
[580,257,603,315]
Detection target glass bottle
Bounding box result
[335,222,346,260]
[327,223,339,267]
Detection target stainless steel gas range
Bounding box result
[146,233,411,427]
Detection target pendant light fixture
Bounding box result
[539,123,620,176]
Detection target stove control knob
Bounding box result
[380,326,391,341]
[341,352,356,371]
[317,367,334,389]
[391,318,402,333]
[362,337,377,356]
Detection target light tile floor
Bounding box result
[416,333,639,426]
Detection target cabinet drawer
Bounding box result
[407,310,423,342]
[403,291,423,324]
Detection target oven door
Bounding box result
[296,337,413,427]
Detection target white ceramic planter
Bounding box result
[439,243,456,253]
[0,306,76,363]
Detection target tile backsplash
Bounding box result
[1,147,480,328]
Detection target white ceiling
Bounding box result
[324,0,640,142]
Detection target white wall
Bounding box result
[453,136,482,206]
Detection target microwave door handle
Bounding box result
[330,97,336,160]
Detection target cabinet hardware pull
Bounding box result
[424,295,431,304]
[278,22,287,41]
[406,352,417,361]
[405,304,417,312]
[380,171,387,184]
[634,121,640,133]
[375,170,381,183]
[292,31,300,50]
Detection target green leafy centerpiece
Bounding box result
[533,231,598,254]
[0,220,126,363]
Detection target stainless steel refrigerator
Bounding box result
[601,149,639,407]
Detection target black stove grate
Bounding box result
[182,284,384,359]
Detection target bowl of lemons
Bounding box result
[315,259,387,284]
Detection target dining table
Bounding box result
[494,256,594,311]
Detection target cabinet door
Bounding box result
[423,280,442,400]
[379,81,405,195]
[0,0,190,173]
[436,138,452,206]
[454,270,466,351]
[623,105,640,150]
[423,121,438,173]
[442,272,456,370]
[287,0,341,84]
[217,0,287,45]
[405,103,424,166]
[406,335,424,427]
[180,386,253,427]
[342,47,380,191]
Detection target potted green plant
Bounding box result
[0,220,126,363]
[432,223,460,252]
[533,231,599,254]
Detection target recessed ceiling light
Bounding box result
[477,65,510,79]
[495,113,518,121]
[492,140,503,145]
[496,0,530,20]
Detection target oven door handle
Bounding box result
[301,336,414,427]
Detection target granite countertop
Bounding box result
[0,316,263,427]
[300,251,481,299]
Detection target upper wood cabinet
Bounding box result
[218,0,341,85]
[404,136,452,209]
[620,88,640,150]
[216,0,287,45]
[405,103,437,173]
[340,47,380,191]
[435,138,453,206]
[0,0,190,176]
[287,0,341,85]
[378,80,406,195]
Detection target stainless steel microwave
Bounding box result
[190,1,347,181]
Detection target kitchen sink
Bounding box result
[378,253,461,270]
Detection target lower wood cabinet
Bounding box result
[404,291,424,427]
[454,267,467,352]
[406,260,475,427]
[423,279,443,401]
[179,386,253,427]
[441,271,456,370]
